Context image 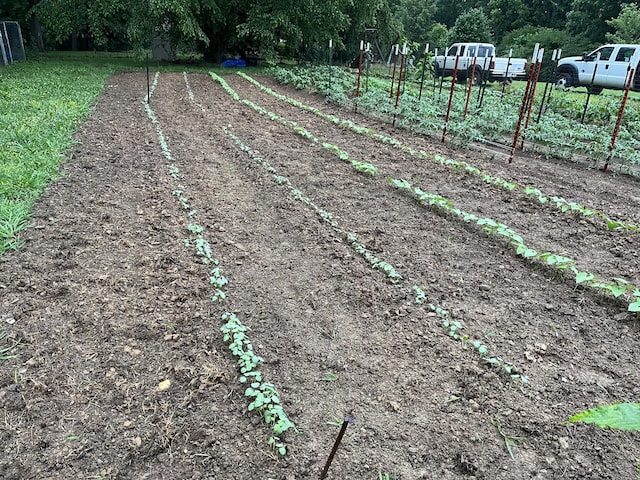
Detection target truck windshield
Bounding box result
[590,46,614,61]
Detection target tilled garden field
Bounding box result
[1,71,640,479]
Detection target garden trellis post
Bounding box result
[432,48,439,100]
[603,49,640,171]
[520,47,544,150]
[418,43,429,101]
[442,53,460,143]
[355,40,364,113]
[543,49,561,111]
[393,43,407,126]
[477,54,491,109]
[501,49,513,98]
[389,44,399,98]
[536,49,557,123]
[463,55,478,119]
[320,417,354,479]
[509,43,539,163]
[365,42,371,93]
[581,52,602,124]
[328,39,333,93]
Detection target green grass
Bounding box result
[0,57,111,254]
[0,51,268,256]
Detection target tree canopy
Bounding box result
[605,2,640,43]
[0,0,636,61]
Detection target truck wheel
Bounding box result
[433,62,442,78]
[471,68,483,86]
[555,72,573,90]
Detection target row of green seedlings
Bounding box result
[268,65,640,170]
[182,72,205,111]
[296,63,640,174]
[143,75,295,455]
[209,73,529,384]
[222,126,398,281]
[412,286,528,383]
[212,73,637,368]
[210,73,639,473]
[237,72,637,234]
[222,124,528,384]
[391,178,640,314]
[209,73,377,176]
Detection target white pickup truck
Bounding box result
[555,44,640,94]
[433,42,528,85]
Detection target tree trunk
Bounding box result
[30,15,44,50]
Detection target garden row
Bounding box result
[160,71,640,476]
[271,65,640,175]
[221,72,640,314]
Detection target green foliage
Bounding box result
[221,312,296,455]
[379,471,398,480]
[389,176,640,313]
[27,0,391,63]
[0,330,19,360]
[492,418,525,459]
[498,26,568,59]
[0,60,109,255]
[33,0,130,47]
[606,3,640,43]
[396,0,437,42]
[220,123,402,283]
[447,7,493,44]
[488,0,529,44]
[428,23,449,50]
[266,67,639,227]
[568,403,640,431]
[567,0,622,47]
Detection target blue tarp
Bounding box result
[221,58,246,67]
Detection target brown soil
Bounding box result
[1,71,640,479]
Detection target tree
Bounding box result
[488,0,529,44]
[525,0,573,30]
[499,25,568,57]
[446,7,493,44]
[434,0,485,28]
[339,0,400,65]
[428,22,449,50]
[396,0,437,42]
[28,0,390,62]
[605,2,640,43]
[566,0,623,46]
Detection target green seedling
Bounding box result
[322,371,339,382]
[492,418,525,460]
[379,472,398,480]
[223,126,401,283]
[0,331,19,360]
[220,312,295,454]
[412,285,427,304]
[242,71,639,233]
[326,413,343,428]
